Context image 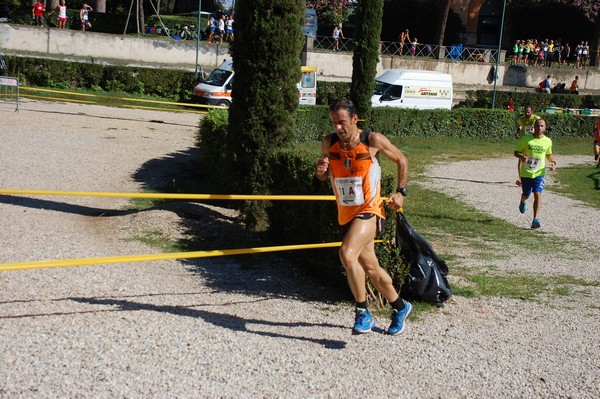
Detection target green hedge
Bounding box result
[464,89,600,112]
[5,56,195,101]
[316,81,351,106]
[287,105,595,141]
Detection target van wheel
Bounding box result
[217,100,230,107]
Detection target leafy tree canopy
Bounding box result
[306,0,352,27]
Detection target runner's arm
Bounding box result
[369,132,408,210]
[315,136,331,182]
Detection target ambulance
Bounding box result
[371,69,453,110]
[193,60,317,107]
[192,59,235,107]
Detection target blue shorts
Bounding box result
[521,175,545,196]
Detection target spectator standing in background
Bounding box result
[410,37,420,56]
[225,15,234,42]
[511,39,520,65]
[542,39,549,65]
[523,39,532,66]
[546,40,554,67]
[562,42,570,66]
[576,41,584,68]
[518,40,525,65]
[332,23,344,52]
[218,14,225,44]
[207,16,215,43]
[582,41,589,68]
[536,44,545,67]
[398,29,411,55]
[553,42,562,67]
[32,0,45,27]
[56,0,67,30]
[80,3,92,31]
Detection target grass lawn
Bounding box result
[380,136,598,303]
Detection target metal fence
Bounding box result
[311,36,502,64]
[0,76,19,112]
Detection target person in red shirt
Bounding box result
[32,0,45,27]
[570,75,579,95]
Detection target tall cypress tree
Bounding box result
[228,0,304,229]
[350,0,383,122]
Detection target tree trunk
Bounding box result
[594,17,600,67]
[95,0,106,13]
[434,0,450,48]
[137,0,145,34]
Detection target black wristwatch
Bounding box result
[396,187,408,196]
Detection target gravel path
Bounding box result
[0,100,598,398]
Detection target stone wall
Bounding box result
[2,23,598,91]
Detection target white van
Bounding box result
[193,60,317,107]
[193,59,235,107]
[371,69,453,110]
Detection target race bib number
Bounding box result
[334,177,364,206]
[525,157,542,170]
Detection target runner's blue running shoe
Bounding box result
[388,301,413,336]
[519,202,526,214]
[353,308,375,334]
[531,218,541,229]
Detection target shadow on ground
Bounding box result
[131,147,348,305]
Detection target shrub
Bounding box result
[317,81,351,106]
[349,0,383,121]
[464,89,600,112]
[227,0,305,229]
[6,56,194,101]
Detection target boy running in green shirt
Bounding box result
[514,119,556,229]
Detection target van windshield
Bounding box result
[374,80,403,100]
[373,80,391,95]
[204,69,232,86]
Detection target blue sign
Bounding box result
[303,8,317,38]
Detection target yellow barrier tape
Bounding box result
[20,87,96,97]
[0,189,336,201]
[120,104,207,114]
[0,242,327,271]
[20,86,212,110]
[20,93,207,113]
[0,240,386,272]
[20,93,98,104]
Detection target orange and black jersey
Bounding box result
[326,130,385,225]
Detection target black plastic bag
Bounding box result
[395,212,452,307]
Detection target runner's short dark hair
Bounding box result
[329,98,356,117]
